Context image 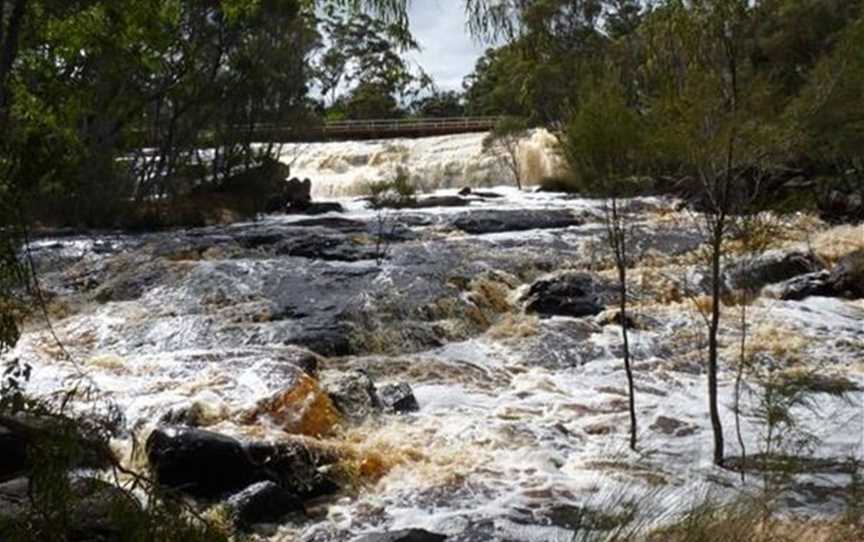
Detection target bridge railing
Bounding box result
[249,116,501,138]
[135,116,504,145]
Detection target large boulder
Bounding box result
[146,426,259,499]
[522,272,604,318]
[146,425,338,500]
[770,270,835,301]
[724,250,823,292]
[768,250,864,300]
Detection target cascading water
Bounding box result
[279,129,566,198]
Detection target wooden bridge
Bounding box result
[248,116,500,143]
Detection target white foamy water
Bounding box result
[278,129,566,198]
[10,190,864,541]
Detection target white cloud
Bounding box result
[406,0,487,91]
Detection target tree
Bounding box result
[337,81,404,120]
[462,46,526,117]
[316,6,426,117]
[411,90,465,118]
[640,0,789,466]
[563,70,646,451]
[483,116,530,190]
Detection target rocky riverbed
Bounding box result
[6,188,864,541]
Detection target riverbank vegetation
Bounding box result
[2,1,863,540]
[463,0,864,222]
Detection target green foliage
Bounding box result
[365,166,416,209]
[317,5,426,118]
[562,72,649,195]
[411,90,465,118]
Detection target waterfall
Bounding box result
[277,128,566,198]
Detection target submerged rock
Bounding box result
[413,196,472,208]
[523,272,604,318]
[321,370,379,421]
[355,529,447,542]
[377,383,420,414]
[448,209,582,235]
[226,481,303,529]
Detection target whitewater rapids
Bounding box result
[277,129,566,198]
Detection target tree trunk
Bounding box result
[0,0,27,123]
[708,223,725,466]
[610,198,637,451]
[620,262,637,451]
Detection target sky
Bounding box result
[406,1,488,91]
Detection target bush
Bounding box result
[366,167,417,209]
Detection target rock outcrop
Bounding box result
[724,250,824,292]
[146,425,338,500]
[522,272,604,318]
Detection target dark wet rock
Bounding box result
[0,478,28,522]
[0,415,113,483]
[413,196,471,208]
[321,370,379,421]
[829,249,864,299]
[0,477,143,540]
[147,425,339,500]
[274,233,376,262]
[288,201,345,215]
[770,270,835,301]
[473,191,505,199]
[595,310,657,330]
[67,478,144,540]
[631,224,703,256]
[513,319,605,369]
[448,209,583,235]
[724,250,823,292]
[820,189,864,223]
[0,424,28,484]
[649,416,696,437]
[147,426,257,498]
[226,481,303,528]
[276,178,312,210]
[523,272,604,318]
[771,250,864,300]
[541,504,632,531]
[93,258,179,303]
[354,529,447,542]
[455,187,506,199]
[377,383,420,414]
[158,404,207,427]
[288,217,367,231]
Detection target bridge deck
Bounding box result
[240,116,499,143]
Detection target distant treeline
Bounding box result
[459,0,864,219]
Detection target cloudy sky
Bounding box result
[406,1,488,91]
